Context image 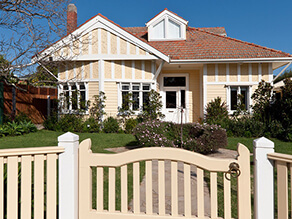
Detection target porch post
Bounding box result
[253,137,274,219]
[58,132,79,219]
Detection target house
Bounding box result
[34,4,292,123]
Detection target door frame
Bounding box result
[160,73,189,123]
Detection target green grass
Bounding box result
[227,137,292,154]
[0,130,138,152]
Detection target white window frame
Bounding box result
[60,82,89,114]
[118,82,153,114]
[226,85,252,114]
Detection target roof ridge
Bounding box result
[193,28,292,57]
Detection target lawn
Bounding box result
[0,130,138,152]
[227,137,292,154]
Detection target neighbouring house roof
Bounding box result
[125,26,292,60]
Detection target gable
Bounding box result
[34,14,169,63]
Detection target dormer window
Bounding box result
[146,9,188,41]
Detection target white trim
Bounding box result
[226,63,229,82]
[248,86,252,113]
[153,61,165,80]
[226,86,230,111]
[248,63,252,82]
[142,61,145,80]
[79,39,82,56]
[151,61,155,76]
[146,10,188,27]
[58,65,60,81]
[122,60,125,79]
[203,64,207,114]
[52,54,159,61]
[107,31,111,54]
[81,62,85,80]
[65,63,68,80]
[237,64,241,82]
[70,41,73,57]
[215,64,218,82]
[126,41,130,55]
[170,57,292,64]
[136,46,139,55]
[199,68,203,118]
[89,31,92,55]
[268,63,273,82]
[111,61,115,79]
[105,79,154,83]
[99,60,104,91]
[258,63,262,81]
[117,36,120,55]
[90,62,93,79]
[207,81,259,85]
[132,61,135,79]
[73,62,76,78]
[98,29,101,54]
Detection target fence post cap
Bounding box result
[58,132,79,142]
[253,137,274,149]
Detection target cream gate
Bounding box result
[79,139,251,219]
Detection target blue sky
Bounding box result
[73,0,291,74]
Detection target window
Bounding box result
[229,86,249,111]
[120,83,151,111]
[164,77,186,87]
[61,82,87,112]
[168,19,181,38]
[152,20,165,39]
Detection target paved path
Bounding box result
[106,147,238,217]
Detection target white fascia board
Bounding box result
[53,54,159,61]
[34,15,169,63]
[170,57,292,64]
[146,10,188,27]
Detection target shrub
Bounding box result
[139,90,164,121]
[133,121,227,154]
[103,117,119,133]
[124,118,138,134]
[57,114,83,132]
[83,117,100,133]
[14,112,32,123]
[0,121,37,137]
[43,114,58,130]
[205,97,229,124]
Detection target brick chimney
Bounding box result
[67,4,77,34]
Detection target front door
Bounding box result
[161,74,188,123]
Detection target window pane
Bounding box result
[122,91,129,110]
[72,91,78,110]
[122,84,129,90]
[168,19,181,38]
[64,91,70,110]
[143,92,150,109]
[143,84,150,90]
[80,84,85,90]
[132,92,139,110]
[166,91,176,108]
[132,84,140,90]
[80,91,86,110]
[63,85,68,90]
[231,87,237,110]
[72,85,77,90]
[164,77,186,87]
[240,87,248,110]
[153,20,165,39]
[181,90,185,108]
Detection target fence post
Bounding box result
[58,132,79,219]
[253,137,274,219]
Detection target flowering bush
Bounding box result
[133,121,227,154]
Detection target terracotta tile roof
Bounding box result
[125,26,292,60]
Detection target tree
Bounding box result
[0,0,70,81]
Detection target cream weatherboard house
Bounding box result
[36,4,292,123]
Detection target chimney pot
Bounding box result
[67,4,77,34]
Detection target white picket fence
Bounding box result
[0,132,290,219]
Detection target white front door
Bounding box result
[161,74,188,123]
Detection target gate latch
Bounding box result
[225,162,241,180]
